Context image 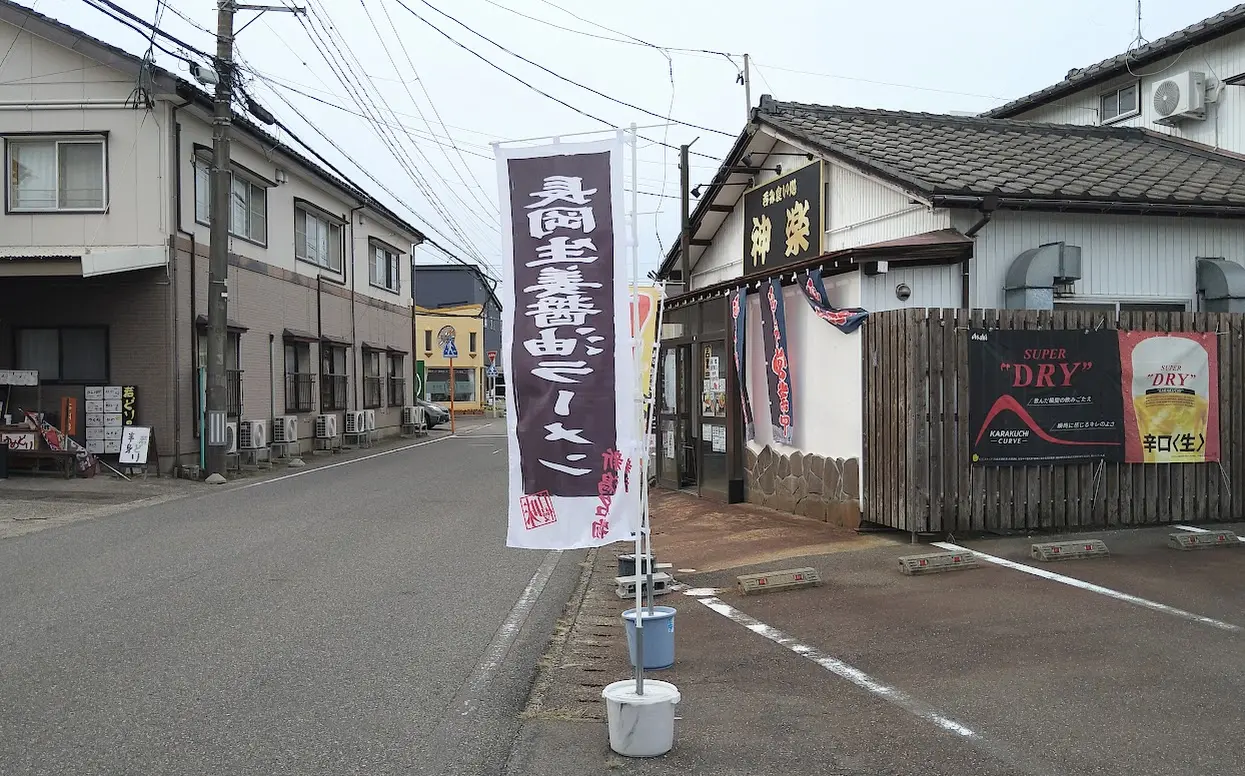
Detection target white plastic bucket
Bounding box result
[601,679,681,757]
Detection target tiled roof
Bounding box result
[757,98,1245,211]
[983,4,1245,118]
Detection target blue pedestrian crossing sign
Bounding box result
[442,339,459,358]
[486,364,498,378]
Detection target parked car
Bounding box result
[416,398,450,429]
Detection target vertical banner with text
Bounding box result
[729,287,755,440]
[759,278,795,446]
[498,139,639,549]
[1120,331,1219,463]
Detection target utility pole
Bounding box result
[743,53,752,117]
[679,144,690,295]
[205,1,304,482]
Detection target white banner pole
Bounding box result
[626,124,646,696]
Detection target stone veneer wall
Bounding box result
[744,445,862,529]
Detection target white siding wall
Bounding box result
[1011,27,1245,153]
[0,19,169,256]
[177,109,413,307]
[969,210,1245,309]
[745,277,862,463]
[690,139,819,290]
[827,163,951,251]
[861,264,960,310]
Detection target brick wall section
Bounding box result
[179,239,413,463]
[0,245,412,473]
[0,267,176,458]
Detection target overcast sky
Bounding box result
[29,0,1239,282]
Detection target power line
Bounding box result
[295,4,498,265]
[387,0,722,162]
[273,13,498,267]
[362,0,498,217]
[300,3,498,251]
[411,0,734,138]
[80,0,211,60]
[256,81,497,281]
[533,0,739,57]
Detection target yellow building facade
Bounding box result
[415,303,486,414]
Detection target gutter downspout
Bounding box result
[349,205,364,412]
[269,333,275,427]
[960,195,998,309]
[170,98,193,474]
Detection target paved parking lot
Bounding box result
[682,522,1245,775]
[513,518,1245,775]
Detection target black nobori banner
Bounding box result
[969,329,1124,465]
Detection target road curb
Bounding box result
[520,546,599,720]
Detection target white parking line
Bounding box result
[689,592,979,739]
[1175,525,1245,542]
[933,542,1241,633]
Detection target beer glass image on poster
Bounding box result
[1119,332,1219,463]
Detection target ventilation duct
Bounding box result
[1003,242,1082,310]
[1196,257,1245,313]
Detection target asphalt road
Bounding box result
[0,423,584,776]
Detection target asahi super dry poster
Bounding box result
[970,330,1124,464]
[971,329,1221,466]
[1120,332,1219,463]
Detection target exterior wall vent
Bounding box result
[1003,242,1083,310]
[1196,257,1245,313]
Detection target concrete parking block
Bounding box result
[1031,539,1110,561]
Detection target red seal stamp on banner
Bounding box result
[520,491,557,530]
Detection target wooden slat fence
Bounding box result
[862,308,1245,534]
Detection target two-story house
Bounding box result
[414,263,501,409]
[0,1,423,474]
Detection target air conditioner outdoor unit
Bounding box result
[345,410,367,434]
[225,421,238,455]
[364,409,377,432]
[402,406,423,426]
[238,419,267,450]
[1153,71,1206,124]
[273,415,299,444]
[315,414,338,439]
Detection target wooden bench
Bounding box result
[6,449,78,478]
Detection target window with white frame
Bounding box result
[193,154,267,243]
[369,243,401,292]
[1100,82,1140,123]
[295,205,343,271]
[6,136,106,212]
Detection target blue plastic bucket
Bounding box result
[622,606,677,670]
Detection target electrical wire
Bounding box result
[262,19,497,268]
[363,0,498,216]
[294,3,498,266]
[258,81,496,280]
[300,3,498,250]
[79,0,211,61]
[387,0,721,161]
[533,0,738,57]
[410,0,734,138]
